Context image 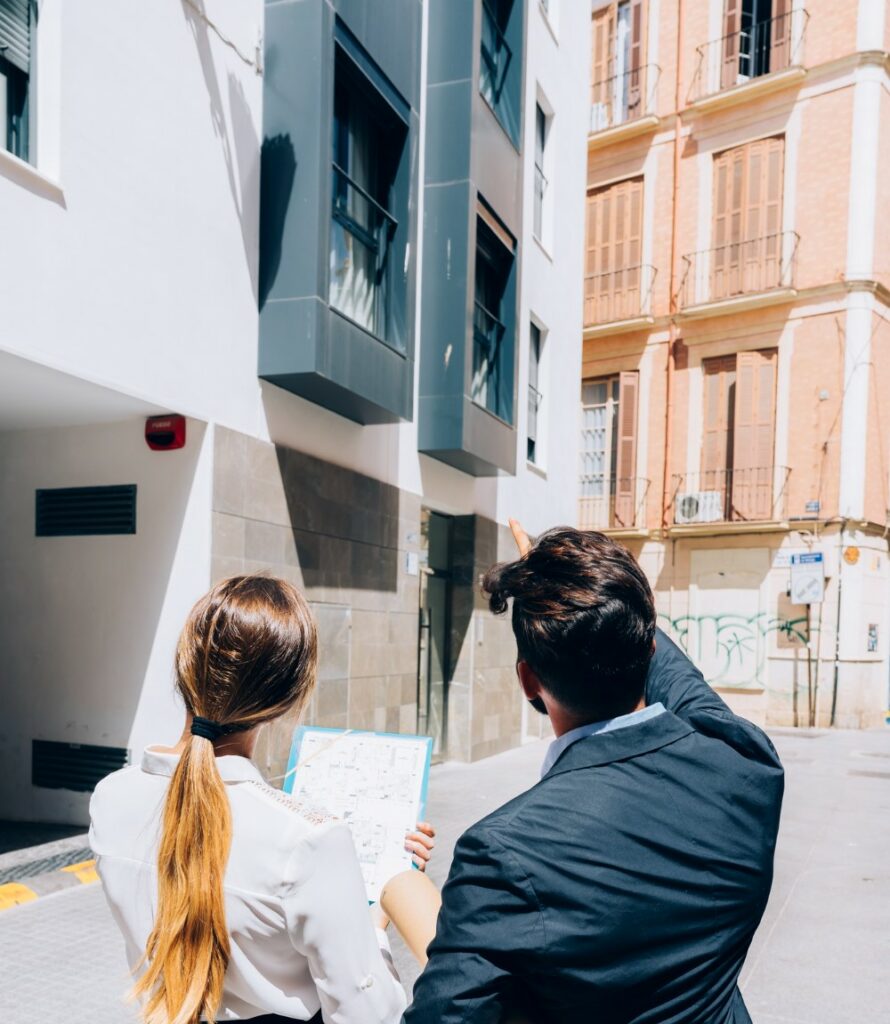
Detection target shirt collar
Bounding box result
[141,746,267,784]
[540,702,667,778]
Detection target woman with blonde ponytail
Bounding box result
[90,575,435,1024]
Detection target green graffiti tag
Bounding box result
[658,612,812,688]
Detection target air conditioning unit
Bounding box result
[674,490,724,524]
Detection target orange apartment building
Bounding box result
[581,0,890,727]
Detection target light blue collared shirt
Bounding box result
[540,702,667,778]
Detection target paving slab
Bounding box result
[0,729,887,1023]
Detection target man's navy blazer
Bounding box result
[404,629,784,1024]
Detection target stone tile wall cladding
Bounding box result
[211,426,526,777]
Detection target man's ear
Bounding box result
[517,660,543,701]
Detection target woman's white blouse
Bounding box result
[89,747,407,1022]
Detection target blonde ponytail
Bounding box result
[131,575,317,1023]
[133,736,232,1024]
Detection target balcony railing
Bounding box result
[590,63,660,133]
[691,10,808,101]
[584,264,656,326]
[681,231,798,308]
[471,299,508,420]
[670,466,790,525]
[579,476,650,531]
[330,163,397,340]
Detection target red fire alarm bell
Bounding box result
[145,415,186,451]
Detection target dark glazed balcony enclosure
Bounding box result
[691,9,808,100]
[589,63,660,133]
[671,466,790,525]
[681,232,798,307]
[584,264,656,326]
[578,476,650,531]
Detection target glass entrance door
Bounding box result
[417,510,452,759]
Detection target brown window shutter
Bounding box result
[614,370,640,527]
[771,0,791,72]
[584,190,600,325]
[722,0,742,90]
[587,177,644,322]
[592,6,616,113]
[712,147,745,299]
[628,0,644,113]
[701,355,736,513]
[731,349,777,519]
[764,137,785,287]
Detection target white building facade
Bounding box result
[0,0,588,826]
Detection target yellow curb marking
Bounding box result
[61,859,99,884]
[0,882,39,910]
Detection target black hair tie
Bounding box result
[191,716,230,742]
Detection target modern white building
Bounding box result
[0,0,588,828]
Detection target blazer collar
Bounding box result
[141,746,266,784]
[543,709,694,778]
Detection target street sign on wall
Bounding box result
[790,552,825,605]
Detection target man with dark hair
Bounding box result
[404,526,784,1024]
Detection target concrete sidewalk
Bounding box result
[0,728,888,1022]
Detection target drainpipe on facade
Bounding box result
[661,3,685,530]
[830,520,847,727]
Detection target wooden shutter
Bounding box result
[701,355,736,518]
[771,0,791,72]
[591,5,616,125]
[763,137,784,287]
[712,147,745,299]
[722,0,741,90]
[713,137,784,299]
[628,0,644,115]
[614,371,639,527]
[732,349,777,519]
[586,178,644,323]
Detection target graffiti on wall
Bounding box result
[658,612,812,688]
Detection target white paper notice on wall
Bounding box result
[790,552,825,605]
[283,727,432,903]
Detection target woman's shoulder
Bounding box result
[240,779,339,830]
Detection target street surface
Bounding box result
[1,727,887,1023]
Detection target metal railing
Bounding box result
[533,163,547,240]
[590,63,660,133]
[680,231,798,307]
[690,10,808,101]
[480,1,513,110]
[584,264,656,326]
[471,299,508,420]
[579,476,650,531]
[670,466,790,525]
[330,163,397,338]
[527,381,542,462]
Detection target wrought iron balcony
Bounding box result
[681,231,798,308]
[590,63,660,134]
[670,466,790,525]
[579,476,650,531]
[690,10,808,101]
[584,264,656,326]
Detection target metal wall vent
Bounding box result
[32,740,129,792]
[35,485,137,536]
